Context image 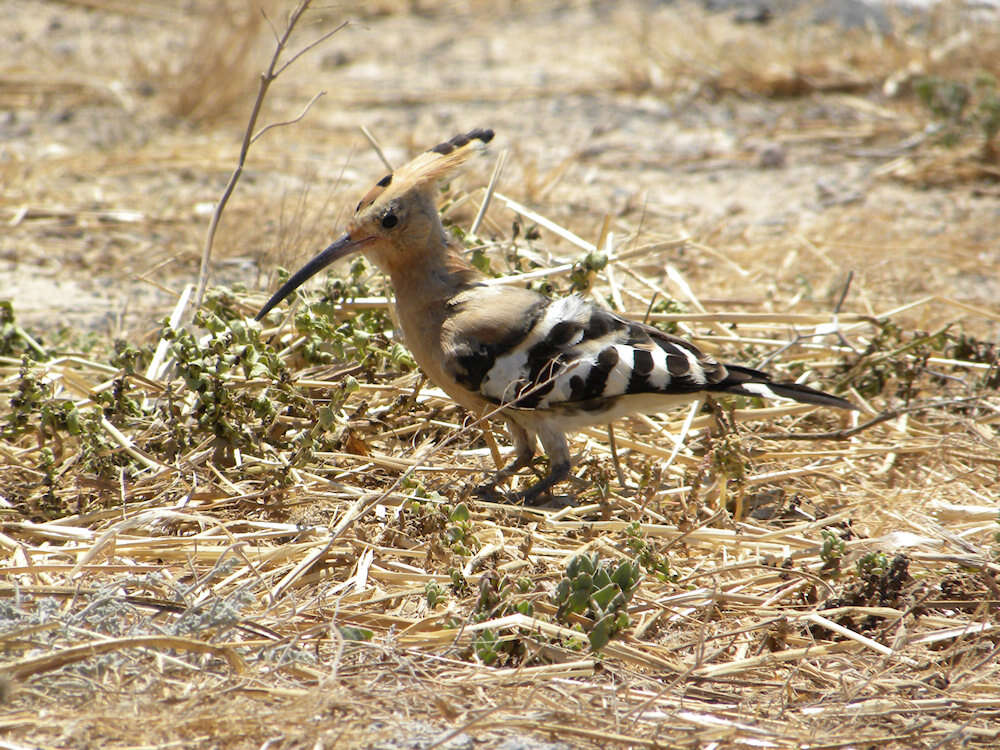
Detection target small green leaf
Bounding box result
[554,578,570,604]
[568,588,590,614]
[588,614,614,651]
[593,568,613,590]
[425,581,445,608]
[611,561,635,590]
[591,583,618,611]
[567,555,583,579]
[337,625,373,641]
[474,629,499,665]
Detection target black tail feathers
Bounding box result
[712,364,857,411]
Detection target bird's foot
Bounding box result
[473,461,573,507]
[473,481,574,508]
[513,489,576,509]
[473,482,506,502]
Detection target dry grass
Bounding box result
[131,0,276,125]
[2,1,1000,748]
[3,188,999,749]
[620,1,1000,97]
[616,0,1000,185]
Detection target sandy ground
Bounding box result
[2,1,1000,748]
[4,1,998,341]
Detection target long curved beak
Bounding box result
[255,233,368,321]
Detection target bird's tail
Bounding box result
[711,364,857,411]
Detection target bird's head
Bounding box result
[255,128,494,321]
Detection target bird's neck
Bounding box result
[384,240,487,412]
[385,239,483,308]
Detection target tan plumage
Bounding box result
[257,129,856,504]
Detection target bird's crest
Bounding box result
[355,128,494,213]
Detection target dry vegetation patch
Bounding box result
[2,1,999,748]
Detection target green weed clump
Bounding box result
[0,301,48,361]
[432,543,657,665]
[0,270,419,518]
[553,552,642,651]
[915,73,1000,159]
[819,529,847,575]
[471,572,537,665]
[625,521,675,582]
[842,321,1000,401]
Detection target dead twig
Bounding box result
[191,6,348,315]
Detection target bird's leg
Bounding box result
[493,420,536,482]
[514,425,572,506]
[475,420,535,496]
[515,460,570,506]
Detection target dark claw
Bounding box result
[473,483,506,502]
[513,489,576,509]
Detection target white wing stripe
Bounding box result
[481,350,528,401]
[647,346,670,390]
[682,346,707,384]
[527,295,589,348]
[739,382,781,400]
[603,345,636,397]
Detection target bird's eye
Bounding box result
[381,212,398,229]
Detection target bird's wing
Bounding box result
[441,290,730,409]
[440,284,550,396]
[442,289,855,412]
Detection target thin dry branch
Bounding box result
[191,7,348,314]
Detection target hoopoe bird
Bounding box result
[257,128,856,504]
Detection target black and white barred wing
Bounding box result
[443,290,737,411]
[443,288,856,414]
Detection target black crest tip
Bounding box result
[429,128,495,155]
